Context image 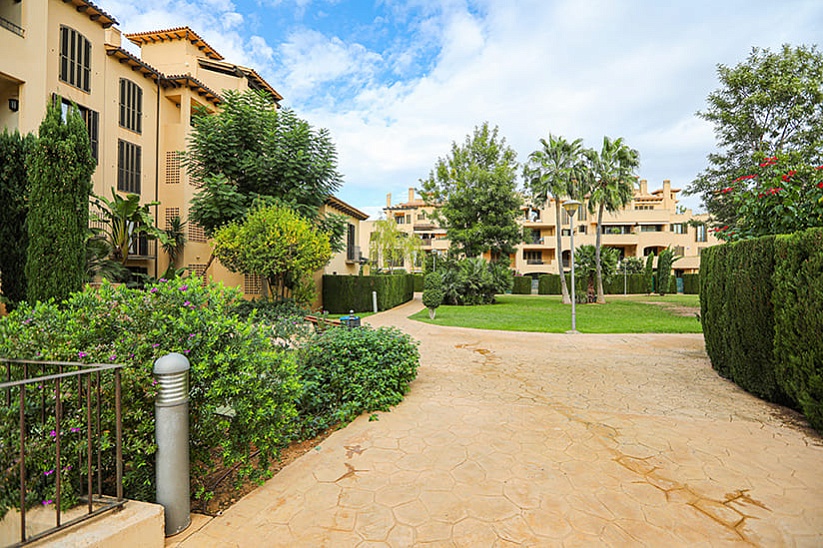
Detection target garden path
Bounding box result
[171,295,823,547]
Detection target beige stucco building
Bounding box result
[1,0,366,302]
[366,181,719,280]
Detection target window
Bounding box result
[119,79,143,133]
[406,214,412,224]
[524,251,543,264]
[671,223,685,234]
[640,225,663,232]
[117,140,141,194]
[696,224,707,243]
[418,211,427,220]
[59,26,91,92]
[188,222,207,243]
[55,96,99,160]
[395,215,405,225]
[634,204,654,210]
[346,224,356,261]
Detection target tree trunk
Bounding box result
[595,202,606,304]
[554,199,570,304]
[428,307,436,320]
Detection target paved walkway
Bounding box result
[172,296,823,547]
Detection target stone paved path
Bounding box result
[172,296,823,547]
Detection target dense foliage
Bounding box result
[688,44,823,226]
[91,189,163,265]
[368,219,422,272]
[436,257,513,306]
[298,326,419,436]
[512,276,532,295]
[682,273,699,295]
[212,205,333,305]
[656,248,677,296]
[573,245,619,303]
[420,122,522,257]
[322,273,414,313]
[699,230,823,431]
[643,253,655,294]
[0,130,35,309]
[25,100,95,303]
[422,271,445,319]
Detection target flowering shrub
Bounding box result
[712,152,823,241]
[0,278,301,509]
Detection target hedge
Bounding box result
[322,274,414,313]
[512,276,532,294]
[682,273,699,294]
[603,273,647,294]
[538,273,650,295]
[773,229,823,430]
[700,229,823,432]
[412,274,424,292]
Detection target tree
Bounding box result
[574,245,619,303]
[368,219,422,272]
[26,99,95,303]
[421,122,522,257]
[91,189,163,264]
[687,44,823,226]
[618,256,645,274]
[187,90,345,250]
[0,130,36,309]
[643,252,656,294]
[523,134,588,304]
[161,215,187,278]
[656,248,677,296]
[211,205,332,304]
[585,136,640,304]
[422,271,444,319]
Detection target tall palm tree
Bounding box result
[584,136,640,304]
[523,135,588,304]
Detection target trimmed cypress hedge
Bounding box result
[682,273,699,294]
[512,276,532,294]
[773,228,823,431]
[700,229,823,432]
[603,274,647,294]
[322,274,414,313]
[412,274,424,292]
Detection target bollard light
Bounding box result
[154,352,191,536]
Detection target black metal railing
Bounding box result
[1,359,124,547]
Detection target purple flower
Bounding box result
[183,301,191,307]
[183,349,191,354]
[179,285,188,292]
[70,427,81,433]
[109,355,117,361]
[64,465,72,471]
[42,500,53,506]
[152,380,158,386]
[49,430,57,437]
[188,334,196,338]
[78,351,87,359]
[159,278,168,283]
[152,343,160,348]
[44,469,54,476]
[150,287,158,294]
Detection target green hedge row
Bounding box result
[682,273,699,294]
[537,273,649,295]
[322,274,414,313]
[700,228,823,431]
[412,274,424,292]
[512,276,533,294]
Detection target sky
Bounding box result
[106,0,823,219]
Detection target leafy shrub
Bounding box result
[297,326,419,436]
[643,253,655,293]
[422,272,444,318]
[773,228,823,430]
[437,257,512,305]
[232,298,313,348]
[412,274,425,292]
[322,274,413,313]
[0,278,301,507]
[512,276,532,295]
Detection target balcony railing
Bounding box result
[526,259,544,265]
[0,16,24,37]
[1,359,124,546]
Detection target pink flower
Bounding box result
[78,351,87,359]
[42,500,53,506]
[150,287,158,294]
[49,430,57,437]
[44,469,55,476]
[179,285,189,292]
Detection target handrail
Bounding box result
[1,359,124,547]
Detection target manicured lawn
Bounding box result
[409,294,702,333]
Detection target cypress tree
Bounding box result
[643,252,655,294]
[0,130,36,309]
[25,99,95,303]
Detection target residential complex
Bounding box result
[367,181,719,279]
[0,0,367,301]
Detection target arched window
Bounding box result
[59,26,91,92]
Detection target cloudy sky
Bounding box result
[107,0,823,218]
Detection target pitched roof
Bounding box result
[325,196,369,221]
[66,0,118,28]
[198,59,283,102]
[104,45,162,82]
[125,27,224,60]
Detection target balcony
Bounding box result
[128,234,156,261]
[526,259,544,265]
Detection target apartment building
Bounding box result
[368,182,719,278]
[1,0,365,300]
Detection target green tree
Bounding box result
[161,215,187,278]
[26,99,95,303]
[618,256,645,274]
[422,271,444,319]
[0,130,36,309]
[585,136,640,304]
[187,90,345,249]
[688,45,823,226]
[574,245,619,303]
[644,252,656,294]
[421,122,522,257]
[368,219,422,272]
[211,205,333,304]
[523,134,588,304]
[91,189,163,265]
[656,248,678,296]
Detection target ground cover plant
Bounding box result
[409,294,702,334]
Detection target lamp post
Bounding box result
[562,200,581,333]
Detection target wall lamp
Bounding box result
[9,98,19,112]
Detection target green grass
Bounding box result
[409,294,702,334]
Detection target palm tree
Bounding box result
[523,135,588,304]
[584,137,640,304]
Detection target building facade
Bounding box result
[367,182,719,278]
[1,0,364,302]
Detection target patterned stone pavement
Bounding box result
[171,296,823,547]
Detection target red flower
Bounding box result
[818,181,823,189]
[768,187,783,195]
[815,165,823,170]
[781,170,796,182]
[720,186,734,194]
[759,156,778,167]
[734,174,757,182]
